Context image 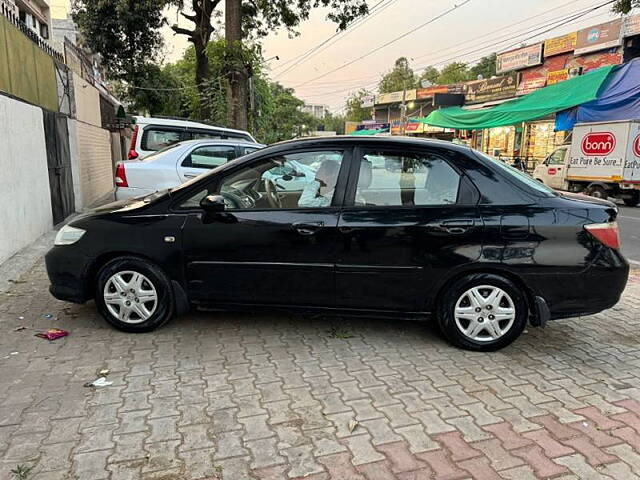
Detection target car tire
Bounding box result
[95,256,175,333]
[623,192,639,207]
[587,185,608,200]
[437,273,528,351]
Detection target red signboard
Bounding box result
[634,133,640,157]
[581,132,616,156]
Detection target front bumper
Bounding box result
[45,246,95,304]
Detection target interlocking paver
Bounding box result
[0,261,639,479]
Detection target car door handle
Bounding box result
[293,221,324,235]
[428,219,474,234]
[184,173,199,179]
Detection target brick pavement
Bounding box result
[0,261,639,479]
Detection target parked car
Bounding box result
[46,136,629,351]
[533,120,640,206]
[115,139,264,200]
[128,116,257,160]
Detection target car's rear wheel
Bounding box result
[623,191,639,207]
[437,273,528,351]
[95,256,175,332]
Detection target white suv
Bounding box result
[128,116,257,160]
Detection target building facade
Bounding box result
[301,103,329,119]
[357,14,640,170]
[15,0,50,41]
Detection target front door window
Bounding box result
[180,150,345,210]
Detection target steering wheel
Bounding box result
[264,179,283,209]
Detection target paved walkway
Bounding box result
[1,261,640,479]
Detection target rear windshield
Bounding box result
[474,150,557,197]
[141,128,183,151]
[141,143,181,162]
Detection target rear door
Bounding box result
[177,144,240,182]
[335,146,482,312]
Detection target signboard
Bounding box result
[547,69,569,85]
[405,122,424,133]
[516,77,546,96]
[416,84,463,99]
[575,19,623,55]
[361,95,375,108]
[376,89,416,104]
[624,14,640,37]
[464,72,517,104]
[496,43,543,73]
[544,32,578,57]
[634,133,640,157]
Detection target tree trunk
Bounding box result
[194,40,211,121]
[171,0,217,121]
[225,0,248,130]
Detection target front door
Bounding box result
[336,147,482,312]
[544,148,568,189]
[178,148,350,307]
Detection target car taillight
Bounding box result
[584,222,620,249]
[128,126,139,159]
[115,162,128,187]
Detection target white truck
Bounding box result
[533,120,640,206]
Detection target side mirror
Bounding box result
[200,194,225,213]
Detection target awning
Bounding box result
[350,128,388,135]
[419,65,615,130]
[556,58,640,130]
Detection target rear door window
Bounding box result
[142,128,184,151]
[182,145,239,169]
[354,150,461,206]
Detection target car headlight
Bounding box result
[54,225,86,246]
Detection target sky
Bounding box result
[160,0,624,114]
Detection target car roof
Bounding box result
[265,135,473,155]
[133,116,253,136]
[176,139,265,148]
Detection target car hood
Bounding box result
[71,197,152,224]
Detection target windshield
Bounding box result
[474,150,557,197]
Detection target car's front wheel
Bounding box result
[437,273,528,351]
[95,256,175,332]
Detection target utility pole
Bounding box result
[225,0,248,130]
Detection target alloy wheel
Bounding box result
[103,271,158,324]
[453,285,516,342]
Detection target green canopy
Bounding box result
[419,65,615,130]
[350,128,387,135]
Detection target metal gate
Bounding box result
[43,110,75,224]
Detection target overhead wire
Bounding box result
[302,0,616,105]
[292,0,474,89]
[273,0,399,79]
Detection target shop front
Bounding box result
[521,120,567,169]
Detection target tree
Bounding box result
[73,0,369,127]
[436,62,469,85]
[418,66,440,86]
[378,57,416,93]
[468,53,497,80]
[72,0,168,81]
[319,113,346,134]
[612,0,636,12]
[345,89,373,122]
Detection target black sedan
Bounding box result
[45,136,629,351]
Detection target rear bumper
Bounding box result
[524,249,629,320]
[45,246,94,304]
